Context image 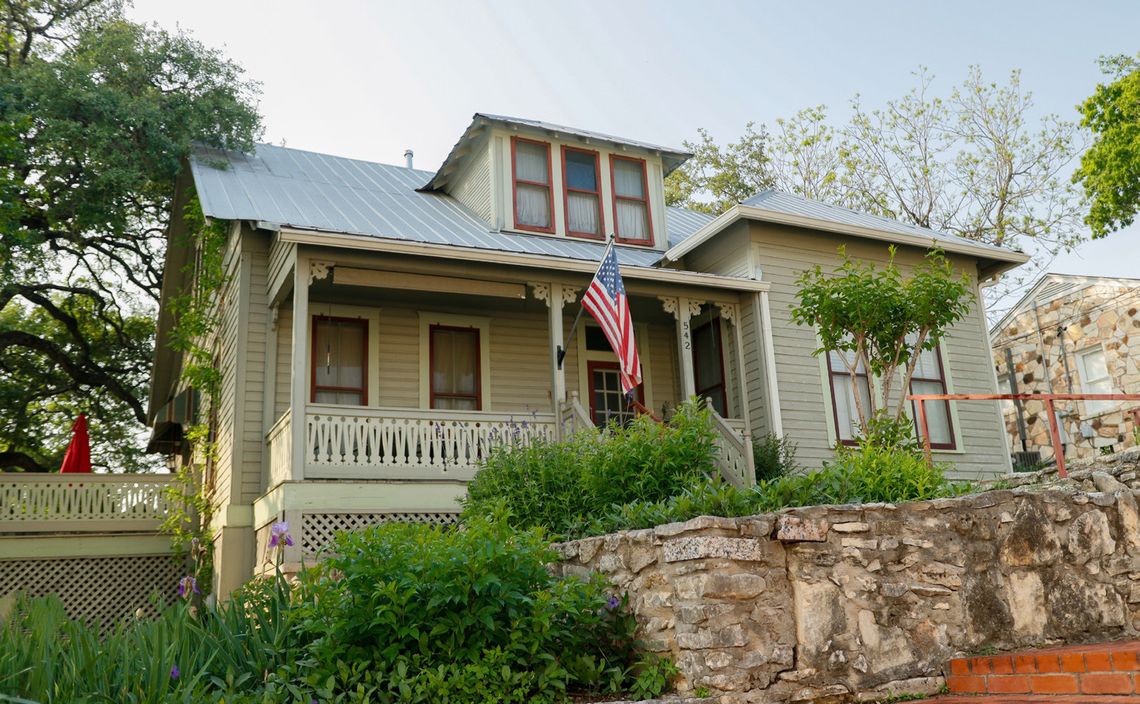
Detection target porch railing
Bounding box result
[0,474,175,534]
[559,392,595,437]
[266,409,292,488]
[709,409,756,489]
[305,405,557,480]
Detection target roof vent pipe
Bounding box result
[404,149,414,169]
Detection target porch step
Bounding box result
[941,639,1140,697]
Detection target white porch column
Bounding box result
[289,255,330,480]
[532,282,574,438]
[661,296,699,400]
[754,290,783,438]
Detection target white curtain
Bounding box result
[515,142,550,228]
[830,350,870,441]
[566,192,599,234]
[432,328,478,410]
[613,160,648,240]
[912,379,952,445]
[615,200,648,240]
[613,159,644,198]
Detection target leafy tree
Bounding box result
[667,68,1086,301]
[1074,54,1140,238]
[0,1,260,471]
[791,246,973,434]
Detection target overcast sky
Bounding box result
[129,0,1139,279]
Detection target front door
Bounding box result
[692,317,728,416]
[587,361,641,427]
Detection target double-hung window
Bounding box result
[611,156,652,244]
[1077,346,1115,416]
[511,137,554,233]
[826,350,872,445]
[562,147,603,239]
[312,316,367,405]
[908,345,955,450]
[430,325,481,410]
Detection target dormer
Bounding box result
[422,114,690,252]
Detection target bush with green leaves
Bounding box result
[463,399,717,539]
[753,433,798,483]
[292,511,675,703]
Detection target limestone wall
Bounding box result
[555,479,1140,702]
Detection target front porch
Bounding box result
[260,246,768,492]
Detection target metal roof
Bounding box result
[742,191,1021,258]
[424,113,692,192]
[990,272,1140,335]
[189,143,704,269]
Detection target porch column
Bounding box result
[660,296,699,400]
[531,282,574,438]
[289,256,331,481]
[753,290,783,437]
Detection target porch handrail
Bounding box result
[560,392,595,436]
[908,392,1140,479]
[265,408,293,488]
[0,474,175,534]
[708,406,755,489]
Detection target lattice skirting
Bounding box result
[299,511,460,558]
[0,554,183,625]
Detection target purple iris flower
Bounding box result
[170,664,180,680]
[269,520,294,548]
[176,576,199,599]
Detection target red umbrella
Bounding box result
[59,413,92,473]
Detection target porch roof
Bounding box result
[189,143,713,269]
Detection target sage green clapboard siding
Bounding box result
[269,296,683,418]
[212,230,241,508]
[745,221,1009,478]
[450,142,493,224]
[236,230,271,502]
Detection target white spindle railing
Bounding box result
[0,474,175,534]
[305,406,556,480]
[266,409,292,488]
[709,410,755,489]
[559,391,596,437]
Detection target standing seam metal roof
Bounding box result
[190,143,713,268]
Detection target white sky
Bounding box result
[129,0,1139,278]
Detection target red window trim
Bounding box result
[428,324,482,411]
[824,351,869,447]
[310,315,368,405]
[510,136,555,234]
[609,155,654,247]
[586,360,641,427]
[908,346,957,451]
[561,145,604,241]
[692,317,728,415]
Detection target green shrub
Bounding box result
[753,433,798,482]
[296,511,675,703]
[753,443,968,512]
[463,399,717,539]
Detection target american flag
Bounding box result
[582,244,642,394]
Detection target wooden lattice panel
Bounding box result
[300,511,460,557]
[0,554,182,624]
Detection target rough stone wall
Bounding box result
[555,479,1140,703]
[991,282,1140,460]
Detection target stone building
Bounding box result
[991,273,1140,463]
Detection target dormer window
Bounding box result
[511,137,554,233]
[611,156,653,245]
[562,147,603,239]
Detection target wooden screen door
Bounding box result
[587,361,641,427]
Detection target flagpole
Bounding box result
[557,235,615,370]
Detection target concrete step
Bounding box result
[942,639,1140,697]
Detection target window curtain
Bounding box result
[515,142,550,228]
[567,192,599,234]
[829,350,870,441]
[314,320,365,405]
[431,328,478,410]
[908,346,952,446]
[613,160,648,240]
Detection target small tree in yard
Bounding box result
[791,246,973,440]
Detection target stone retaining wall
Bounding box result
[555,474,1140,703]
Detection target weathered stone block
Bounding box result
[663,536,768,563]
[776,514,829,542]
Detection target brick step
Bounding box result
[945,640,1140,696]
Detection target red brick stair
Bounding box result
[912,640,1140,702]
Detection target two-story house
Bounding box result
[991,273,1140,463]
[148,114,1028,595]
